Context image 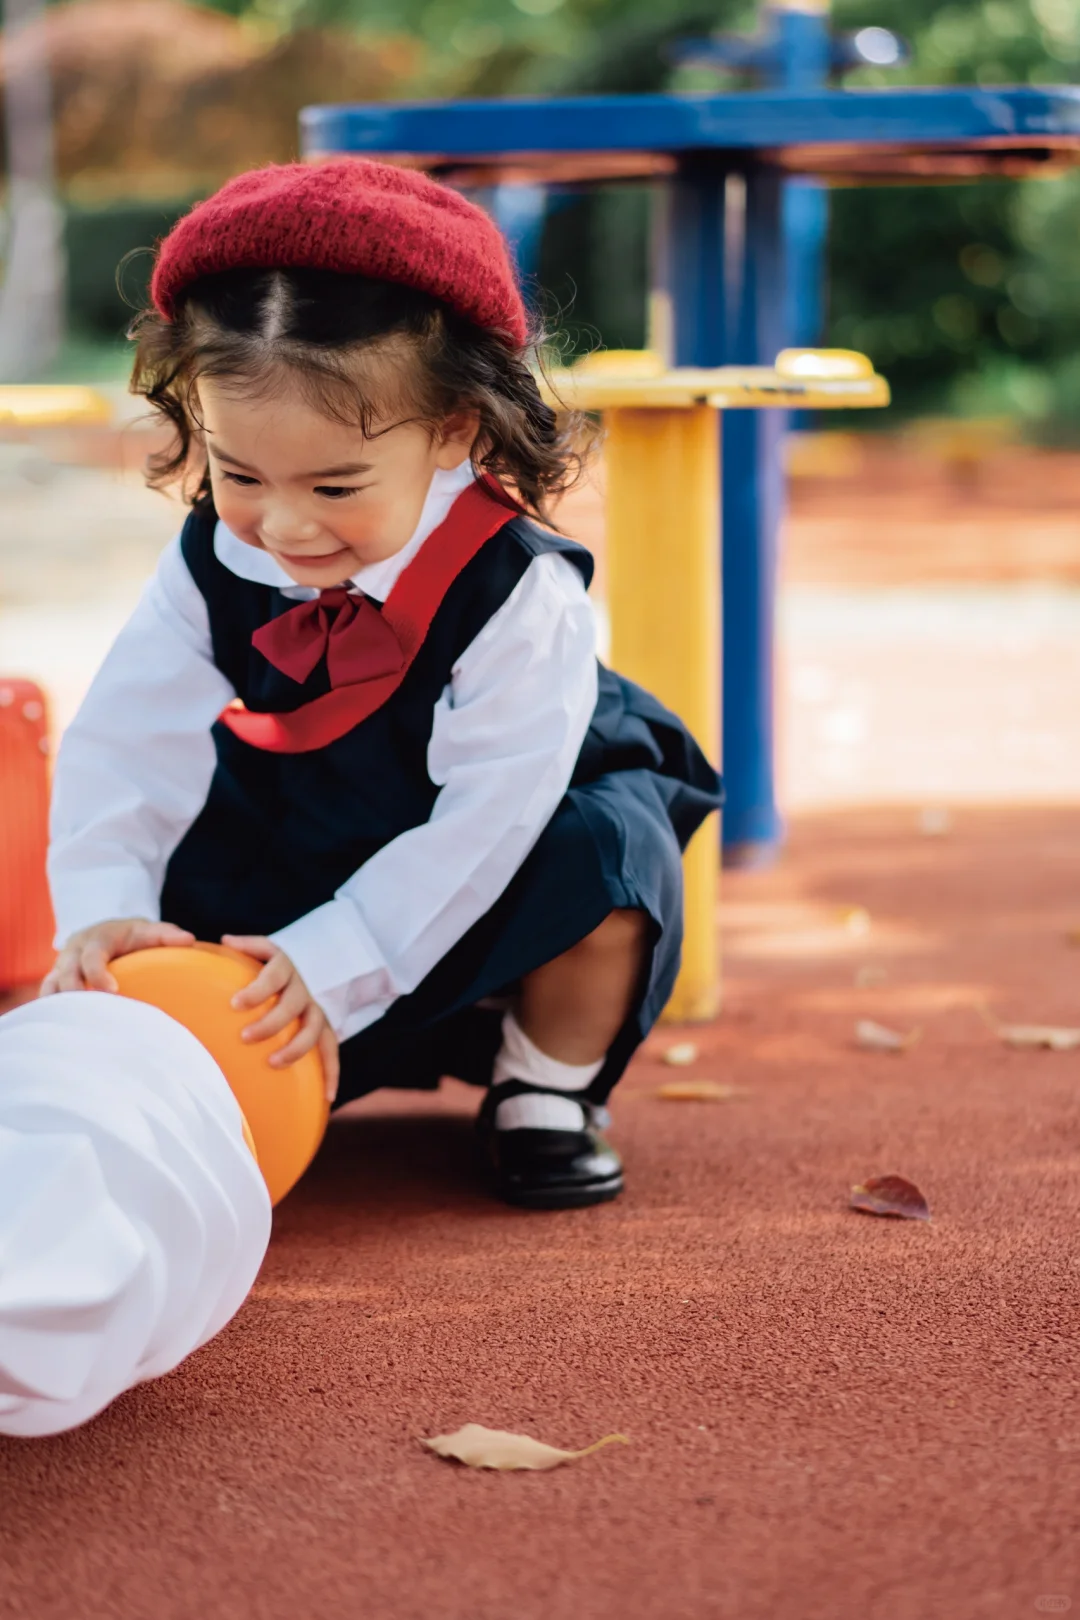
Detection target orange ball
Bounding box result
[111,943,329,1205]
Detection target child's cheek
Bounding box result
[212,480,260,545]
[336,493,407,554]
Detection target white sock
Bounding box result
[491,1012,604,1132]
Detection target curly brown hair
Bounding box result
[128,266,590,522]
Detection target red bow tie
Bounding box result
[251,587,405,687]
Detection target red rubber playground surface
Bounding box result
[3,804,1079,1620]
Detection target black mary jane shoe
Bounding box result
[477,1079,624,1210]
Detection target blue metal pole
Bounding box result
[658,154,788,863]
[710,2,830,866]
[775,4,832,88]
[490,181,548,291]
[720,168,788,863]
[783,178,829,353]
[655,161,728,842]
[776,4,830,364]
[658,159,787,863]
[663,167,727,368]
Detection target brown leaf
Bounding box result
[855,1019,921,1053]
[662,1041,699,1067]
[999,1024,1080,1052]
[917,807,953,837]
[854,965,888,988]
[656,1079,742,1102]
[423,1424,629,1472]
[977,1003,1080,1051]
[850,1175,931,1221]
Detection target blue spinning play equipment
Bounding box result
[302,1,1080,866]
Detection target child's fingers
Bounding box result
[228,949,290,1012]
[80,941,118,993]
[268,1003,322,1069]
[241,976,307,1043]
[39,919,188,997]
[42,946,94,993]
[40,957,72,995]
[221,933,277,963]
[136,922,195,949]
[318,1025,340,1103]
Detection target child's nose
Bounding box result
[260,500,322,547]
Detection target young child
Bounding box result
[43,159,722,1209]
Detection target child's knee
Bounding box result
[575,907,648,964]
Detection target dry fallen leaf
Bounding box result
[656,1079,742,1102]
[977,1003,1080,1051]
[662,1041,699,1067]
[840,907,872,938]
[855,1018,921,1053]
[423,1424,629,1472]
[999,1024,1080,1052]
[854,965,888,988]
[849,1175,931,1221]
[917,807,953,837]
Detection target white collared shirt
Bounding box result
[47,465,598,1041]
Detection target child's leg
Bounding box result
[518,907,648,1063]
[481,908,649,1209]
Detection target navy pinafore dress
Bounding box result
[161,502,723,1108]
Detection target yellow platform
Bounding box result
[539,347,890,412]
[0,386,113,429]
[541,348,889,1021]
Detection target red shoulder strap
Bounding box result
[219,478,516,754]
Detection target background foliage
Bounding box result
[10,0,1080,426]
[829,0,1080,429]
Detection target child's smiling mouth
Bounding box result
[272,546,353,570]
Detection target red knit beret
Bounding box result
[151,158,528,348]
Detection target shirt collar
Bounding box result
[212,461,478,602]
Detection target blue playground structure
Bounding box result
[302,2,1080,866]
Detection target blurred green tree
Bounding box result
[198,0,750,99]
[25,0,1080,424]
[521,0,1080,422]
[321,0,1080,429]
[827,0,1080,430]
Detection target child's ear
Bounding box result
[434,408,481,470]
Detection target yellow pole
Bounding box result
[602,406,721,1021]
[542,348,887,1021]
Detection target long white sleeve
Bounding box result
[271,553,598,1041]
[48,530,598,1042]
[47,537,234,940]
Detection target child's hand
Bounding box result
[221,935,339,1103]
[41,919,196,995]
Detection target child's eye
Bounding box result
[314,485,362,501]
[224,472,260,487]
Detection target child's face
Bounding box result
[197,375,478,587]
